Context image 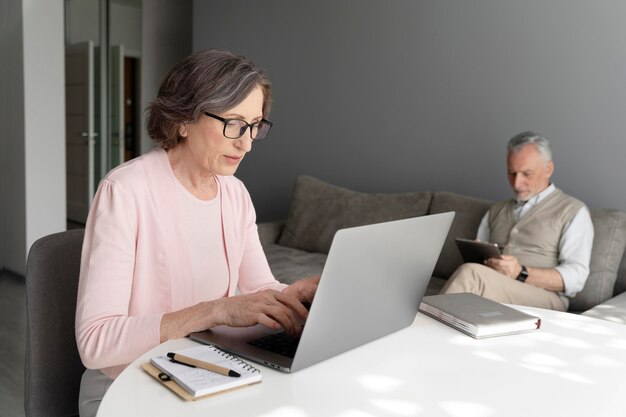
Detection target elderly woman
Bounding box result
[75,49,318,416]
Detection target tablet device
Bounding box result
[455,237,502,264]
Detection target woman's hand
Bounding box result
[216,276,320,336]
[160,287,312,342]
[160,276,321,342]
[215,289,310,336]
[282,275,320,304]
[216,277,320,335]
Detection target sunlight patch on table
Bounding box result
[520,364,594,384]
[335,409,379,417]
[583,353,625,367]
[599,315,626,324]
[370,398,424,416]
[439,401,495,417]
[606,338,626,349]
[550,317,615,335]
[530,331,558,342]
[557,371,594,384]
[257,406,308,417]
[356,374,405,393]
[450,334,536,347]
[554,336,593,349]
[522,352,566,367]
[472,350,506,362]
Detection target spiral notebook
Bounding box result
[145,345,262,400]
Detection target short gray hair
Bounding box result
[507,131,552,162]
[146,49,272,150]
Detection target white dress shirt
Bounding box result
[476,184,594,297]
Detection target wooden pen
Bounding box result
[167,352,241,377]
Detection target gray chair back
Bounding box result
[25,229,86,417]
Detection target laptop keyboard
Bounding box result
[248,332,300,358]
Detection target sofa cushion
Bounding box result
[263,243,327,285]
[278,176,432,254]
[569,209,626,312]
[615,249,626,296]
[428,191,492,279]
[257,220,285,247]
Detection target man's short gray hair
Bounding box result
[507,131,552,162]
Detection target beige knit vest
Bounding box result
[488,189,584,268]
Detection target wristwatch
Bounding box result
[516,265,529,283]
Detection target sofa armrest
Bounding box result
[582,291,626,325]
[257,220,286,247]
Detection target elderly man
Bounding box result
[441,132,594,311]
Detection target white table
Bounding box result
[97,306,626,417]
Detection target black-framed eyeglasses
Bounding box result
[204,112,273,140]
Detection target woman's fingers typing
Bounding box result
[217,290,307,336]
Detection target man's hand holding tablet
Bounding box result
[455,238,503,264]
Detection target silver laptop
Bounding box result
[190,212,454,372]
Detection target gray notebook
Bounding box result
[419,293,541,338]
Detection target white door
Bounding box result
[66,41,95,224]
[110,44,125,167]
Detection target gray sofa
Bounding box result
[259,176,626,323]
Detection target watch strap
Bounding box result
[516,265,529,282]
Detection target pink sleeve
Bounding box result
[75,179,162,371]
[236,189,287,294]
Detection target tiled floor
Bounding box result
[0,271,26,417]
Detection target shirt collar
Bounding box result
[515,183,556,208]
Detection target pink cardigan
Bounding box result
[75,148,285,378]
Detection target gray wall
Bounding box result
[0,0,66,275]
[0,0,26,273]
[194,1,626,222]
[140,0,192,154]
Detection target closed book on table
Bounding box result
[146,345,262,400]
[419,293,541,339]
